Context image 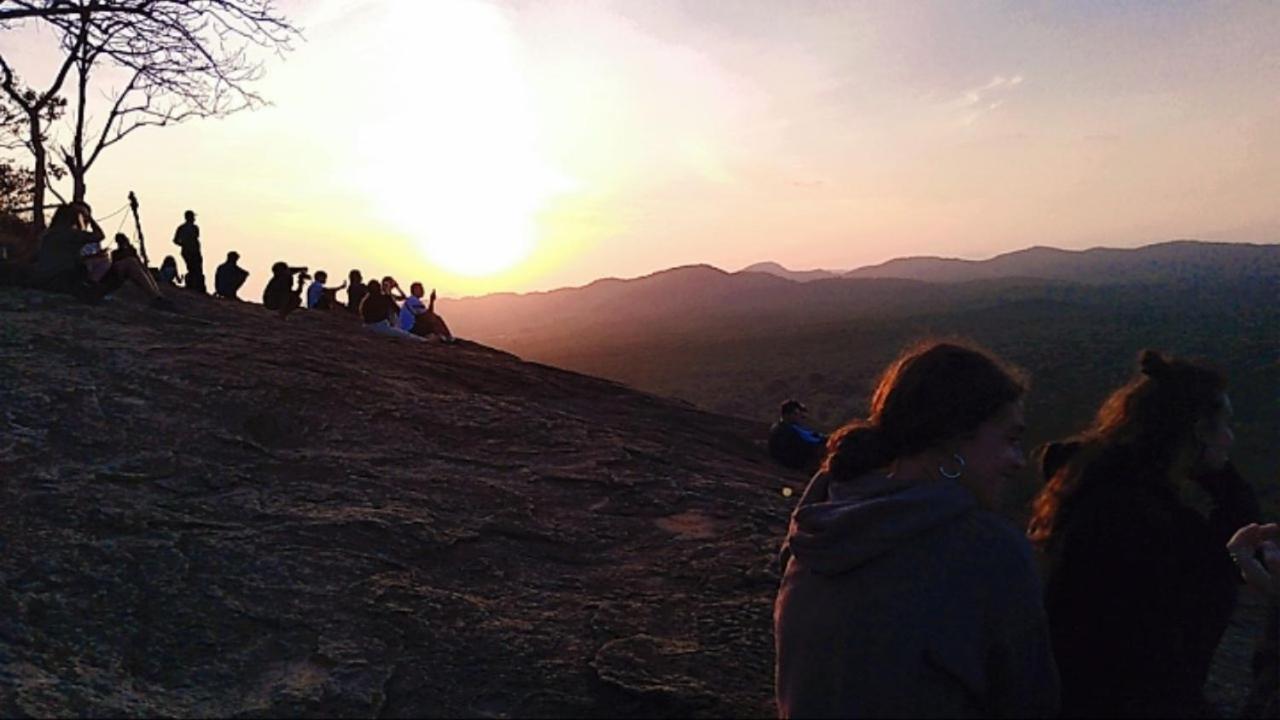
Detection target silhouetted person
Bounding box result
[28,204,172,309]
[262,261,306,318]
[173,209,205,294]
[214,251,249,300]
[306,270,347,310]
[1028,350,1260,718]
[775,341,1058,718]
[347,269,367,313]
[359,279,423,341]
[768,399,826,471]
[158,255,182,287]
[400,281,455,342]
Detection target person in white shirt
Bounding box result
[305,270,347,310]
[399,281,455,342]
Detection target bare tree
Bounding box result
[0,24,77,230]
[0,0,299,217]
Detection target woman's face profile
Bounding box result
[955,400,1027,508]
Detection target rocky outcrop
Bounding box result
[0,287,801,717]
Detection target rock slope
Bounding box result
[0,287,801,717]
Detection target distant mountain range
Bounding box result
[841,240,1280,284]
[448,240,1280,343]
[737,241,1280,284]
[738,261,841,282]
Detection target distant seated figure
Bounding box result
[768,399,828,471]
[305,270,347,310]
[359,279,424,341]
[158,255,183,287]
[28,203,172,310]
[400,282,456,342]
[346,269,367,313]
[262,261,306,318]
[214,251,249,300]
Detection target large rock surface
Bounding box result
[0,287,801,717]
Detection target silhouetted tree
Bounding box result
[0,0,299,215]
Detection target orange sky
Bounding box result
[4,0,1279,298]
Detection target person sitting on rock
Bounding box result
[27,203,172,310]
[305,270,347,310]
[158,256,183,287]
[214,251,249,300]
[359,279,424,341]
[262,261,307,318]
[346,269,367,313]
[399,282,456,342]
[769,399,828,471]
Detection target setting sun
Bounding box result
[352,0,576,277]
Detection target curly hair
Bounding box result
[1027,349,1227,546]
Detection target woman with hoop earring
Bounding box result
[774,341,1059,718]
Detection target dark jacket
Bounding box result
[774,472,1059,718]
[768,421,825,471]
[1043,460,1259,718]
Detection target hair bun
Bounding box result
[1138,349,1170,379]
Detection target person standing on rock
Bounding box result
[173,210,206,294]
[1028,350,1260,718]
[774,341,1059,718]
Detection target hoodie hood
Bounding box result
[782,471,977,575]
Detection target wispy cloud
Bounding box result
[955,74,1024,126]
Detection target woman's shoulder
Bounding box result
[949,509,1038,577]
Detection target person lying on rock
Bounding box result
[768,399,827,472]
[262,261,307,318]
[27,203,172,310]
[399,282,456,342]
[305,270,347,310]
[359,279,424,341]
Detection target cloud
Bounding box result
[954,73,1025,125]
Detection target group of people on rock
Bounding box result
[772,342,1279,718]
[10,201,458,344]
[261,263,455,342]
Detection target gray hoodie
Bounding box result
[774,472,1059,718]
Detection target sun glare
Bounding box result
[353,1,574,277]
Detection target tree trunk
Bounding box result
[27,110,46,233]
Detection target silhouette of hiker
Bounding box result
[400,282,456,342]
[173,209,206,294]
[158,255,183,287]
[346,269,367,313]
[262,261,307,318]
[305,270,347,310]
[27,203,172,310]
[214,251,249,300]
[359,279,423,341]
[768,399,827,471]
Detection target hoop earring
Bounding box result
[939,453,965,480]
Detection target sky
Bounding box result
[3,0,1279,297]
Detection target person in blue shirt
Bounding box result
[769,399,828,471]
